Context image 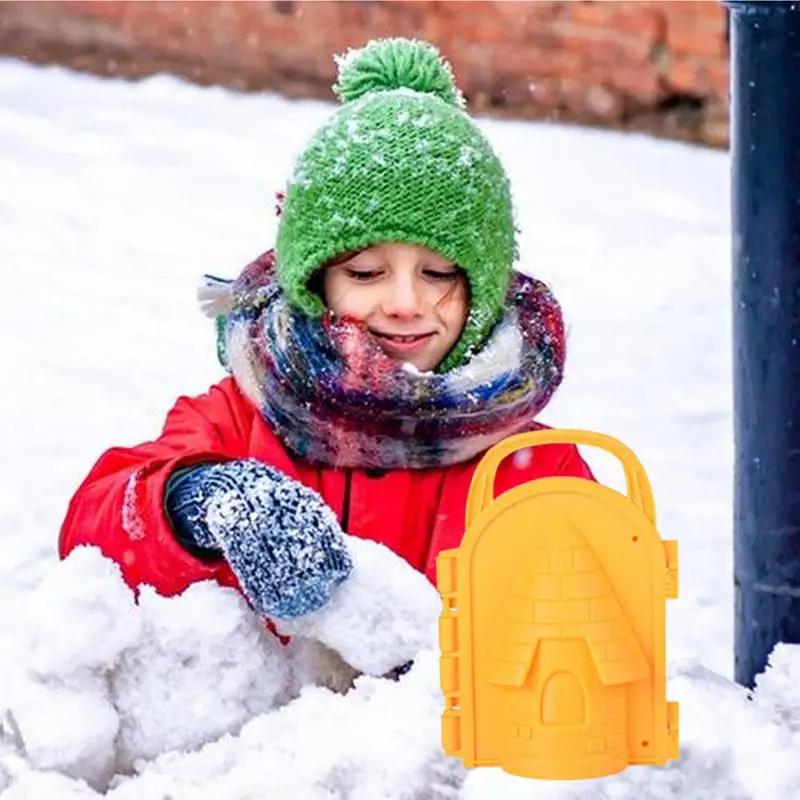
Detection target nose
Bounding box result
[382,274,424,318]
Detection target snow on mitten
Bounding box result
[166,460,353,620]
[274,535,442,677]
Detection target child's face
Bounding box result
[322,242,469,371]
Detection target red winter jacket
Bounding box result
[59,377,595,599]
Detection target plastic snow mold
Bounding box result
[436,429,679,780]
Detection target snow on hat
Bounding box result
[274,37,518,372]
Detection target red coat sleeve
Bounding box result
[58,378,253,597]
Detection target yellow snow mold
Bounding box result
[437,429,679,780]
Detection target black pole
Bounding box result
[728,0,800,688]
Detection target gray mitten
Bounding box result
[166,460,353,620]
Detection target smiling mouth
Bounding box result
[371,331,434,343]
[369,330,435,352]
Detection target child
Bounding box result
[59,38,594,672]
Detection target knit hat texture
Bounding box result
[274,37,518,372]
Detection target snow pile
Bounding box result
[2,547,800,799]
[2,547,289,790]
[105,648,462,800]
[0,543,450,798]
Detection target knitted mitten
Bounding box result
[165,460,353,620]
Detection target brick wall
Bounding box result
[0,0,730,147]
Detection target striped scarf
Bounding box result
[199,250,566,470]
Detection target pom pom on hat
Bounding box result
[333,37,465,108]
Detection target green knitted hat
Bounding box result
[274,37,518,371]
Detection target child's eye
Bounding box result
[424,269,459,281]
[346,268,381,281]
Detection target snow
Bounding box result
[0,55,799,798]
[1,546,454,798]
[274,534,441,676]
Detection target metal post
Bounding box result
[728,0,800,688]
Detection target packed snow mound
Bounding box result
[0,542,448,797]
[104,647,464,800]
[4,547,290,790]
[2,547,800,799]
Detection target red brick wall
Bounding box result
[0,0,730,147]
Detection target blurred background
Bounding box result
[0,0,729,149]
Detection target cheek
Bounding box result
[439,286,469,332]
[323,275,372,320]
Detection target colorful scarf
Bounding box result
[199,250,566,470]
